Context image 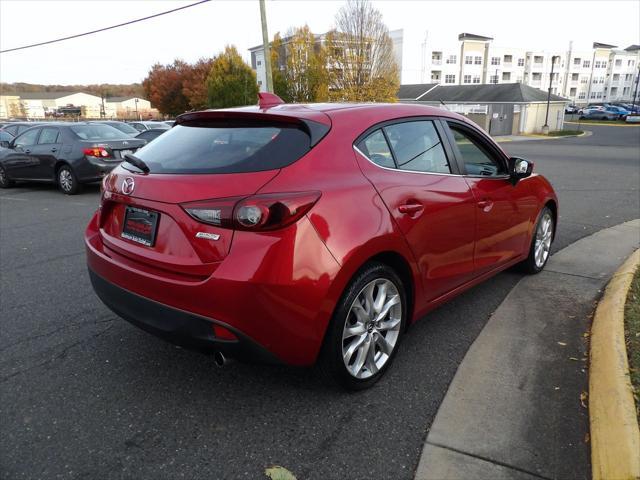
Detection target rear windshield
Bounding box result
[132,122,311,174]
[109,123,139,135]
[71,125,127,140]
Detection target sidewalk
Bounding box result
[415,219,640,480]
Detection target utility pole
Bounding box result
[632,66,640,114]
[135,98,139,120]
[259,0,273,93]
[543,55,560,134]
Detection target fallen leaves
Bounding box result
[265,466,297,480]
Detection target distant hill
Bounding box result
[0,82,145,99]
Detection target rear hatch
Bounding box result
[98,109,330,280]
[71,124,146,161]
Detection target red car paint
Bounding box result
[85,102,557,366]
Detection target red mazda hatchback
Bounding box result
[86,94,557,389]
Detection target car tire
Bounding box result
[0,164,14,188]
[519,206,554,275]
[317,262,407,390]
[57,164,81,195]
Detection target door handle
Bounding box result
[398,203,424,214]
[24,149,31,154]
[51,148,57,152]
[477,199,494,210]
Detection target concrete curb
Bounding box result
[589,249,640,480]
[495,130,592,143]
[565,121,640,128]
[415,219,640,480]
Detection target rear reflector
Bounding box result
[212,324,238,341]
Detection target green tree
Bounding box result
[206,46,259,108]
[325,0,399,102]
[284,25,328,102]
[270,33,291,102]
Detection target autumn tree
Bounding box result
[270,33,291,102]
[325,0,399,102]
[206,46,259,108]
[142,60,190,116]
[283,25,328,102]
[182,57,214,110]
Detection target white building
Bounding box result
[250,30,640,106]
[105,96,152,120]
[9,91,113,119]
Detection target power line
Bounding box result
[0,0,211,54]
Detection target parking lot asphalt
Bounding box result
[1,124,638,480]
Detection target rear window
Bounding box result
[71,125,127,140]
[109,123,139,135]
[132,122,312,174]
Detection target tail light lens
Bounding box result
[83,146,111,158]
[182,191,321,231]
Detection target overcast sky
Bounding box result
[1,0,638,85]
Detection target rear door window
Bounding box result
[38,128,60,145]
[133,122,312,174]
[383,121,450,174]
[358,130,395,168]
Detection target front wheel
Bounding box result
[57,165,81,195]
[318,262,407,390]
[519,206,554,274]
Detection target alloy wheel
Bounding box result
[59,168,73,192]
[534,212,553,268]
[342,278,402,379]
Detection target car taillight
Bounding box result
[83,146,111,158]
[182,191,321,231]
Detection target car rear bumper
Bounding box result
[76,158,122,182]
[85,211,342,366]
[89,268,281,363]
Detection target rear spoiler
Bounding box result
[175,110,331,147]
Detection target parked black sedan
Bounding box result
[135,128,166,143]
[0,123,145,194]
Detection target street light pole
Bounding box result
[543,55,560,134]
[259,0,273,93]
[632,66,640,114]
[135,98,139,120]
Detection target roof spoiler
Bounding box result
[175,109,330,147]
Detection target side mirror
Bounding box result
[0,140,9,148]
[509,157,533,184]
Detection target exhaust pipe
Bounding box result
[213,351,226,367]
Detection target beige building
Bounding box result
[0,95,22,119]
[105,96,153,119]
[398,83,568,135]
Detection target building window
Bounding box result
[257,80,262,86]
[623,87,630,95]
[534,55,543,64]
[597,92,602,99]
[583,60,590,68]
[570,87,577,96]
[504,55,512,64]
[573,58,581,66]
[446,55,457,64]
[611,87,618,96]
[613,74,620,81]
[615,59,622,67]
[532,72,542,81]
[517,58,524,66]
[431,71,441,82]
[445,74,456,83]
[432,51,442,64]
[490,75,499,84]
[473,76,481,84]
[463,74,472,84]
[257,60,262,66]
[578,91,586,99]
[571,73,579,81]
[625,74,633,81]
[502,72,511,81]
[590,92,596,99]
[629,60,636,67]
[491,57,501,65]
[474,56,482,65]
[580,76,588,84]
[465,55,473,65]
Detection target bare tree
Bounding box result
[325,0,399,101]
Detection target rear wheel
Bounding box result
[318,262,407,390]
[0,164,14,188]
[57,164,80,195]
[519,206,554,274]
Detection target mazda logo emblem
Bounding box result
[122,177,135,195]
[122,141,129,146]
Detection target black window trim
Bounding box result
[353,116,462,176]
[442,119,511,179]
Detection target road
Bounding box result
[1,124,638,480]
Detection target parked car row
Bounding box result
[0,122,146,194]
[575,102,639,120]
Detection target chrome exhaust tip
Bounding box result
[213,351,226,367]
